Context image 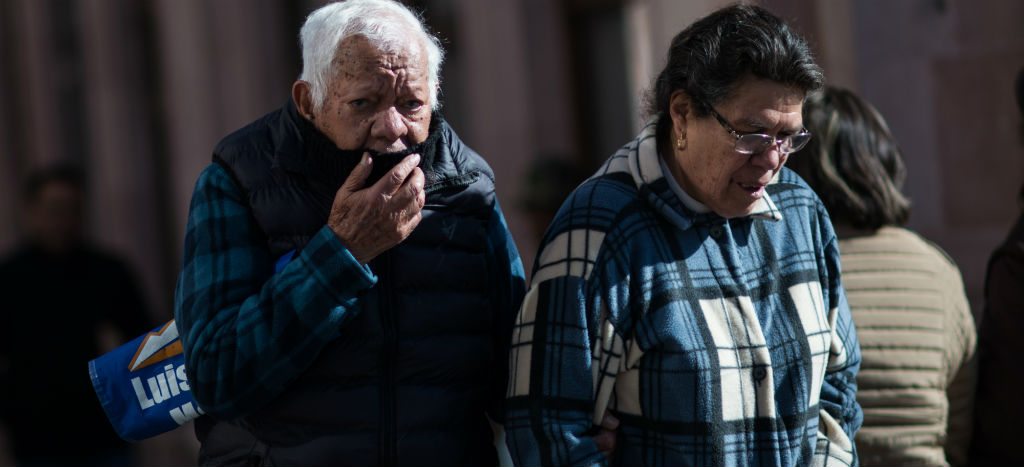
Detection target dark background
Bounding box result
[0,0,1021,464]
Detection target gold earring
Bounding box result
[676,134,686,150]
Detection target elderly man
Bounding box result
[173,1,525,465]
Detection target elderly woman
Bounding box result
[787,88,976,467]
[506,5,862,467]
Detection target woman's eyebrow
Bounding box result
[781,125,804,135]
[737,116,802,134]
[737,116,769,131]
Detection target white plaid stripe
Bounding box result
[789,281,831,409]
[592,316,631,424]
[812,410,856,466]
[826,305,850,371]
[700,295,777,421]
[532,229,606,286]
[509,287,539,398]
[612,365,643,417]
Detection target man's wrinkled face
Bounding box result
[307,34,432,153]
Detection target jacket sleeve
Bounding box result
[505,223,614,467]
[485,199,527,422]
[812,236,863,467]
[174,163,377,419]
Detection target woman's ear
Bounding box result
[668,90,691,146]
[292,80,316,121]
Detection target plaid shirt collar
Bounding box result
[628,117,783,232]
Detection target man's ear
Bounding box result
[292,80,316,121]
[668,90,691,139]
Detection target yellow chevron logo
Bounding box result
[128,321,183,372]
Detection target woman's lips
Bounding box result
[738,182,766,196]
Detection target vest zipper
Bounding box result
[375,170,478,466]
[379,251,398,467]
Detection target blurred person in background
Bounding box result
[970,67,1024,466]
[788,87,976,467]
[0,166,152,466]
[505,5,861,466]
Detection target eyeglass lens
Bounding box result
[735,132,811,155]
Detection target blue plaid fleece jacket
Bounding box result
[506,121,863,467]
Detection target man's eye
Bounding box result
[350,99,369,109]
[404,100,424,111]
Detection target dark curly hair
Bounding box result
[644,4,824,142]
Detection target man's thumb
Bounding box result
[342,153,372,192]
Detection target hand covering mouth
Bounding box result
[359,142,430,188]
[293,106,443,190]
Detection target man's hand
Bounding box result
[328,153,425,264]
[594,413,619,458]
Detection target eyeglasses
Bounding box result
[706,105,812,155]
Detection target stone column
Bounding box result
[150,0,224,247]
[9,0,65,169]
[153,0,296,258]
[0,2,18,252]
[622,0,733,125]
[77,0,167,314]
[454,0,537,271]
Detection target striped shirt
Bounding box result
[838,227,975,467]
[505,121,863,467]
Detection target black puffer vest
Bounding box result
[197,101,503,467]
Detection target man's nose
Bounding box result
[371,107,408,144]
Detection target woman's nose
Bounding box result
[750,143,784,170]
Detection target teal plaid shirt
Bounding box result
[174,163,525,419]
[173,163,378,418]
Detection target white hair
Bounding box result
[299,0,445,112]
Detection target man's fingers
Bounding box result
[595,413,619,457]
[600,413,620,430]
[389,164,425,204]
[375,153,421,195]
[593,430,616,454]
[403,167,425,204]
[392,168,425,222]
[341,153,373,193]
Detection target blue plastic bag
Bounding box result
[90,250,296,441]
[88,320,202,441]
